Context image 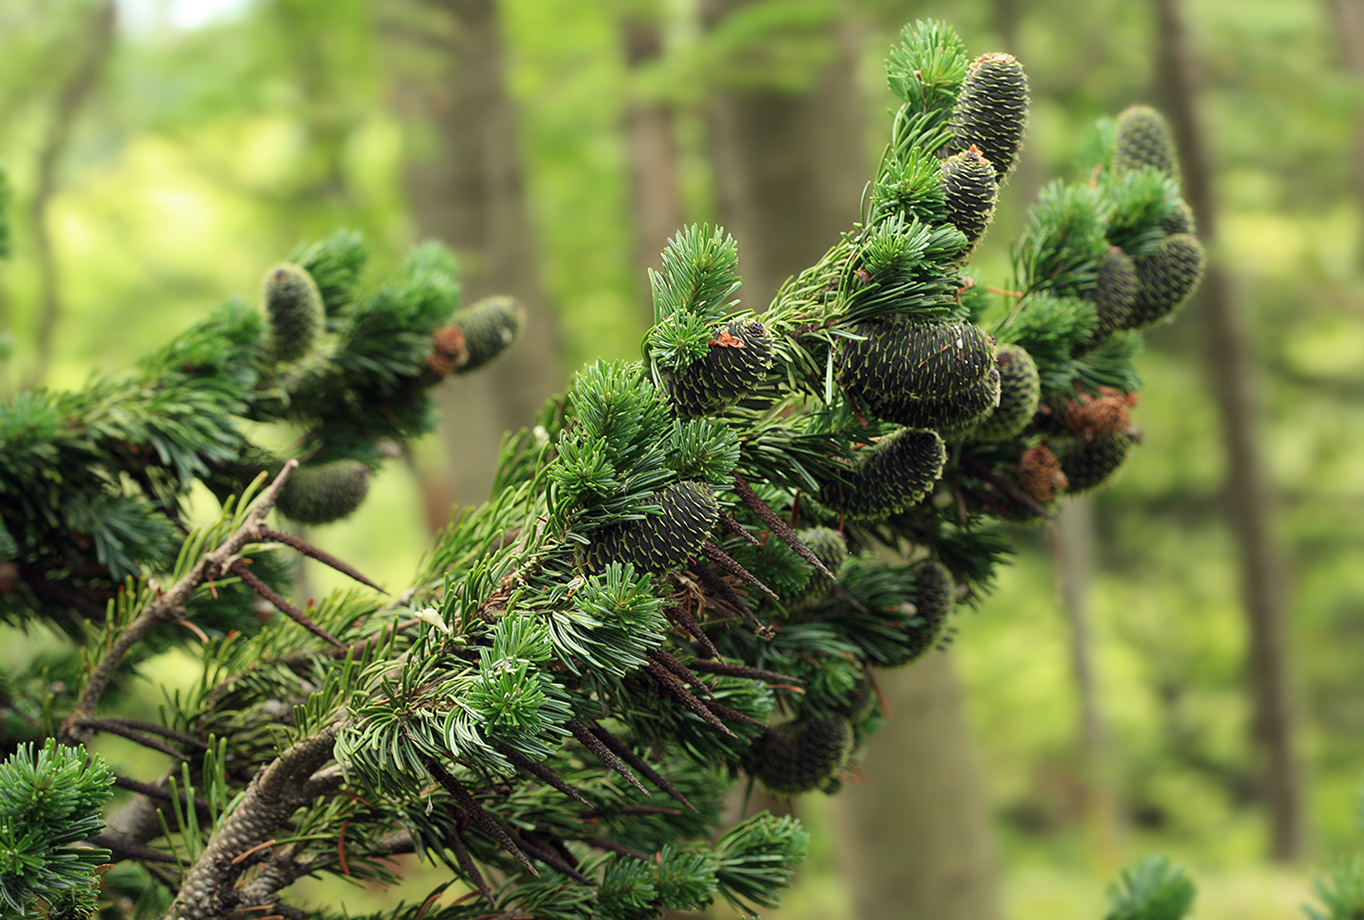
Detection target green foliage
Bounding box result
[0,740,113,920]
[712,813,809,913]
[1304,857,1364,920]
[0,16,1220,920]
[0,159,10,261]
[1102,856,1197,920]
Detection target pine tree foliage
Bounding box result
[1102,856,1197,920]
[0,22,1209,920]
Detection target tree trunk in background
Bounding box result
[1054,497,1120,868]
[621,3,684,315]
[27,0,116,388]
[700,3,1002,917]
[1153,0,1303,862]
[1322,0,1364,268]
[701,0,866,308]
[833,652,1002,920]
[391,0,562,509]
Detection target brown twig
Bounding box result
[67,717,191,762]
[566,720,649,796]
[960,453,1054,521]
[262,529,388,594]
[63,462,301,740]
[492,741,590,805]
[686,658,800,685]
[716,508,761,545]
[585,722,696,811]
[425,758,537,876]
[229,560,346,649]
[701,541,779,600]
[730,473,834,580]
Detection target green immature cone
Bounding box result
[942,146,998,250]
[837,320,996,423]
[887,365,1001,433]
[971,345,1039,441]
[262,263,324,364]
[1124,233,1205,329]
[448,295,525,373]
[668,319,774,416]
[838,428,947,520]
[745,715,853,796]
[788,526,849,608]
[1162,202,1196,236]
[276,459,372,525]
[1053,431,1136,493]
[1114,104,1181,181]
[589,481,719,575]
[1081,247,1140,349]
[907,559,954,651]
[950,53,1029,184]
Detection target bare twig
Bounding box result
[229,560,346,649]
[64,462,301,741]
[262,528,388,594]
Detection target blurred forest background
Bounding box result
[1,0,1362,918]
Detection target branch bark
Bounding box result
[163,724,341,920]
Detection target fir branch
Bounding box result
[163,723,340,920]
[62,462,300,738]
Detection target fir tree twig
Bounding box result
[62,461,301,739]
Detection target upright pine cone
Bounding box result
[837,320,996,424]
[942,146,998,250]
[447,295,525,373]
[667,319,774,416]
[1052,431,1137,493]
[836,428,947,520]
[882,559,955,667]
[971,345,1039,441]
[1114,104,1181,181]
[1124,233,1205,329]
[262,263,324,364]
[745,715,854,796]
[949,53,1029,184]
[1079,247,1140,349]
[588,481,718,575]
[887,365,1002,433]
[1162,202,1196,236]
[276,459,372,525]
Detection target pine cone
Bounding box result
[971,345,1039,441]
[1053,430,1136,493]
[277,459,372,525]
[1162,202,1196,236]
[836,428,947,520]
[667,319,774,416]
[884,365,1002,433]
[746,715,853,796]
[588,481,718,575]
[1079,247,1139,349]
[1124,233,1205,329]
[837,320,996,422]
[942,146,998,249]
[262,263,324,364]
[448,296,524,373]
[949,53,1029,184]
[1114,104,1181,181]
